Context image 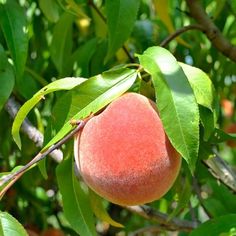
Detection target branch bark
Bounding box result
[203,154,236,193]
[186,0,236,62]
[160,24,205,47]
[0,120,87,198]
[5,97,63,163]
[124,205,198,232]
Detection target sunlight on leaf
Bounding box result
[0,211,27,236]
[12,77,86,149]
[138,46,199,173]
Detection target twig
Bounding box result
[160,24,205,47]
[0,120,87,198]
[124,205,198,232]
[186,0,236,62]
[87,0,135,62]
[5,97,63,163]
[202,153,236,193]
[188,201,197,223]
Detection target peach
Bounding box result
[75,93,181,206]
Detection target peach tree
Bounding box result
[0,0,236,235]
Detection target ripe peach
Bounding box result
[225,123,236,148]
[75,93,181,206]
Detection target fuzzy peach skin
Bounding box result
[76,93,181,206]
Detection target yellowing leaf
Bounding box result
[89,190,124,228]
[153,0,190,47]
[66,0,90,20]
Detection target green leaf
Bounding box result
[199,106,215,141]
[51,92,73,133]
[38,119,55,179]
[138,46,199,173]
[39,0,60,22]
[207,179,236,214]
[0,44,7,70]
[190,214,236,236]
[169,177,192,219]
[153,0,190,47]
[105,0,140,61]
[0,0,28,79]
[56,158,96,236]
[90,40,108,75]
[50,12,74,76]
[43,68,137,150]
[16,72,40,100]
[12,77,86,149]
[209,128,236,143]
[213,0,226,19]
[71,38,97,77]
[203,198,228,217]
[179,62,215,111]
[0,211,27,236]
[89,190,124,228]
[0,63,15,112]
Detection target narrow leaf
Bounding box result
[0,211,27,236]
[0,44,7,70]
[89,190,124,228]
[190,214,236,236]
[50,12,74,76]
[169,177,192,219]
[0,0,28,79]
[12,77,86,149]
[105,0,140,61]
[39,0,60,22]
[213,0,226,19]
[51,92,72,133]
[179,62,215,111]
[138,46,199,173]
[56,158,96,236]
[71,38,97,77]
[209,128,236,143]
[199,106,215,141]
[0,63,15,112]
[153,0,190,47]
[202,198,228,217]
[43,68,137,150]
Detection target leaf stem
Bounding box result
[124,205,198,232]
[160,24,205,47]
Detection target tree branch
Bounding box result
[203,153,236,193]
[186,0,236,62]
[5,97,63,163]
[160,24,205,47]
[0,120,87,198]
[124,205,198,232]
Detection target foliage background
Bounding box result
[0,0,236,235]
